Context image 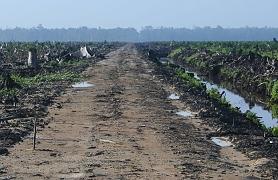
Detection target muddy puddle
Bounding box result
[211,137,233,147]
[168,93,180,100]
[72,82,95,88]
[58,173,85,179]
[176,111,192,117]
[159,57,174,64]
[161,58,278,128]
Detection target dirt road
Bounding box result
[0,45,270,179]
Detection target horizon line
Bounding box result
[1,25,278,31]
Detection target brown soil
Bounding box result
[0,44,272,179]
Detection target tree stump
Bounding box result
[80,46,92,58]
[28,48,38,68]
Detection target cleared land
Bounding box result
[0,44,275,179]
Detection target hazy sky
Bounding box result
[0,0,277,29]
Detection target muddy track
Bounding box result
[0,44,273,179]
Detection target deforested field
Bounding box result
[0,42,277,179]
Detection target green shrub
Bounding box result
[271,104,278,118]
[271,81,278,103]
[220,68,241,80]
[11,74,33,87]
[245,110,261,126]
[186,54,199,63]
[176,70,204,90]
[207,88,220,99]
[272,127,278,136]
[207,88,232,109]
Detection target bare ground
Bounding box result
[0,45,272,179]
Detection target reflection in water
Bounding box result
[72,82,95,88]
[203,78,278,128]
[161,58,278,128]
[176,111,192,117]
[168,93,180,100]
[211,137,233,147]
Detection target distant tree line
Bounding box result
[0,26,277,42]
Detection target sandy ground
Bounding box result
[0,44,270,179]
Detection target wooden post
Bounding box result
[33,118,37,150]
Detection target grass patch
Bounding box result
[169,47,184,58]
[245,111,262,127]
[206,88,239,113]
[186,54,199,64]
[0,72,81,101]
[60,59,89,67]
[271,104,278,118]
[176,69,205,90]
[11,72,81,87]
[207,88,229,106]
[0,88,19,97]
[220,67,241,80]
[271,80,278,103]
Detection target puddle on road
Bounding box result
[168,93,180,100]
[211,137,233,147]
[72,82,95,88]
[58,173,85,179]
[176,111,192,117]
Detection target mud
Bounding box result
[0,44,277,179]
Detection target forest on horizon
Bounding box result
[0,26,277,42]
